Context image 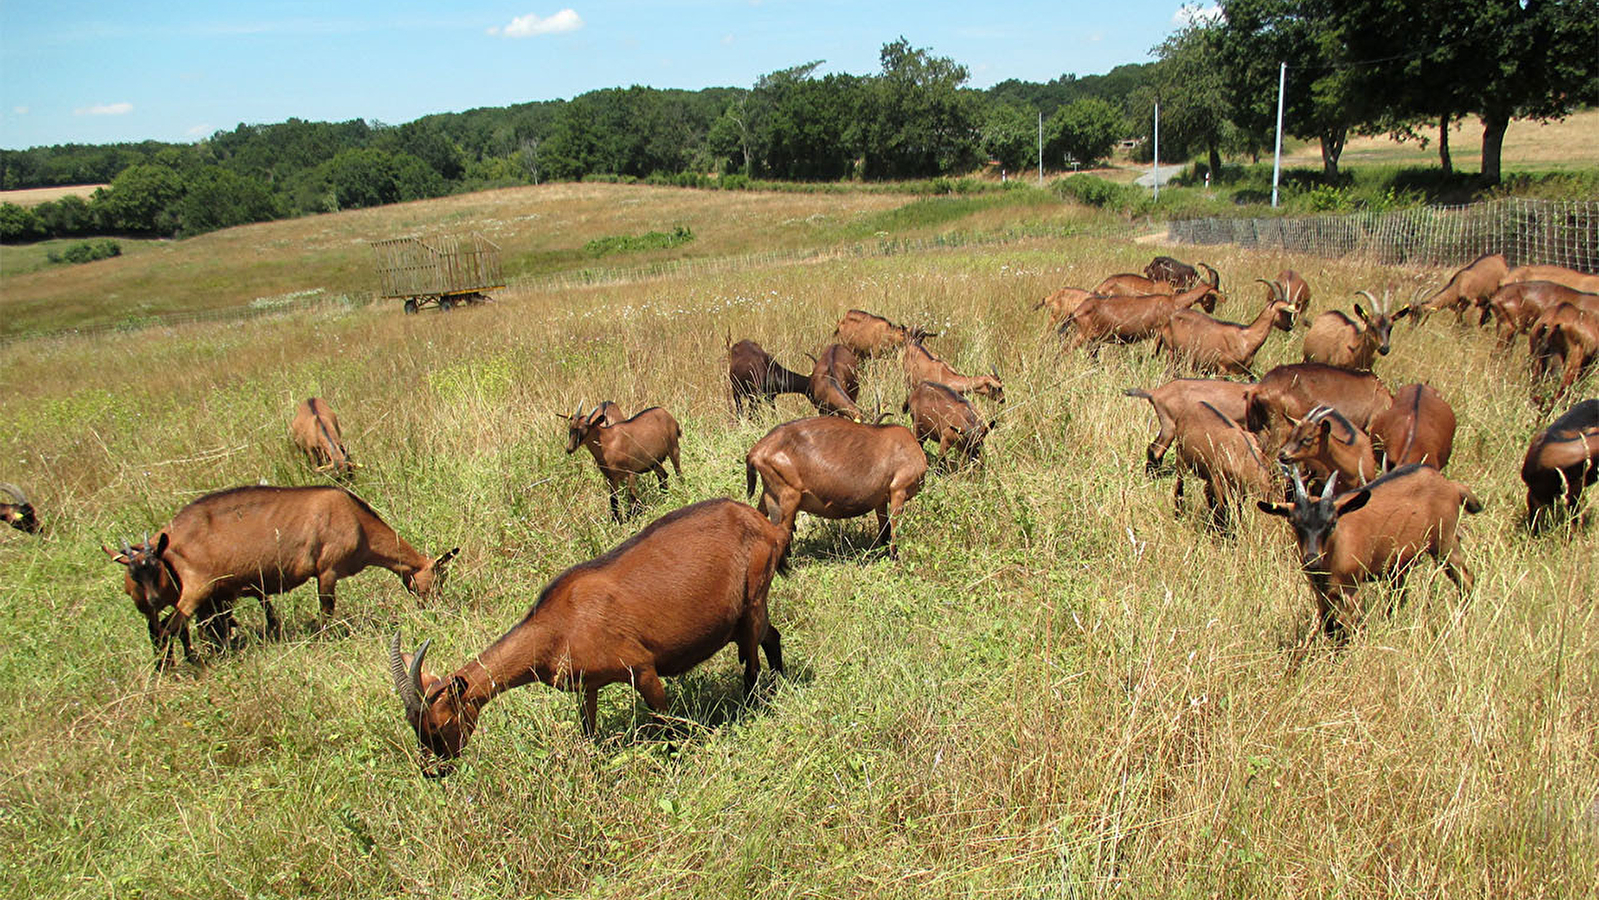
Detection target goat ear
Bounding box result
[1392,305,1414,320]
[447,675,469,704]
[435,547,460,568]
[1335,489,1371,517]
[154,532,169,556]
[1354,303,1369,320]
[1256,500,1290,518]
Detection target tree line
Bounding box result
[2,2,1593,244]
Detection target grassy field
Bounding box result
[1,187,1596,898]
[1280,109,1599,174]
[0,184,105,207]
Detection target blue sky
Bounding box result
[0,2,1215,150]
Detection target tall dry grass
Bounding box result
[0,220,1595,898]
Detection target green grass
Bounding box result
[1,192,1597,898]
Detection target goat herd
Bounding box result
[2,252,1596,774]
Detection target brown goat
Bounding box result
[1258,465,1482,638]
[1244,363,1394,456]
[901,339,1005,403]
[903,381,996,469]
[1302,290,1413,370]
[390,498,789,767]
[1034,287,1094,328]
[1500,264,1599,294]
[1169,401,1275,531]
[728,339,810,416]
[104,485,457,667]
[1156,278,1297,375]
[1369,383,1456,471]
[1275,405,1380,494]
[565,404,682,521]
[808,344,864,419]
[1418,253,1508,323]
[1144,256,1200,290]
[290,397,358,478]
[1091,273,1176,297]
[1521,398,1599,528]
[1529,301,1599,405]
[1061,278,1228,357]
[833,309,936,358]
[1487,281,1599,349]
[1,482,38,534]
[1125,378,1252,474]
[1275,270,1312,320]
[745,416,927,558]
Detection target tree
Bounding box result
[0,202,47,242]
[857,38,981,179]
[326,148,400,209]
[1141,19,1234,176]
[33,194,95,237]
[1332,0,1598,184]
[92,163,187,234]
[981,101,1038,173]
[173,167,280,235]
[1044,98,1125,167]
[1217,0,1364,179]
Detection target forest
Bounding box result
[1,0,1593,243]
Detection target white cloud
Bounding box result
[1173,4,1223,26]
[488,9,583,37]
[75,102,133,116]
[186,124,211,137]
[12,106,28,115]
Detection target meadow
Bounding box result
[0,184,1595,898]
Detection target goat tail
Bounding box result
[1123,387,1152,401]
[745,459,757,499]
[1459,485,1484,515]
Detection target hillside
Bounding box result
[1,186,1594,898]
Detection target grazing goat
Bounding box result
[1244,363,1394,456]
[1500,264,1599,294]
[565,404,683,521]
[1125,378,1252,474]
[745,416,927,558]
[1418,253,1508,324]
[1169,401,1275,531]
[1275,405,1379,494]
[1487,281,1599,349]
[833,309,935,358]
[105,486,456,667]
[290,397,358,478]
[728,339,810,416]
[1034,287,1093,328]
[1,483,38,534]
[1521,398,1599,528]
[903,381,996,469]
[391,498,789,766]
[808,344,864,419]
[901,339,1005,403]
[1529,301,1599,405]
[1144,256,1200,290]
[1061,276,1227,357]
[1257,466,1481,638]
[1302,290,1413,370]
[1092,273,1175,297]
[1275,270,1312,320]
[1369,383,1456,471]
[1156,278,1297,376]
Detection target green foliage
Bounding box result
[32,194,96,237]
[46,238,121,265]
[0,201,48,242]
[1051,174,1143,212]
[1043,99,1125,167]
[583,224,695,256]
[857,37,982,179]
[173,167,280,236]
[981,102,1038,172]
[94,163,187,234]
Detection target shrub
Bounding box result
[583,225,695,256]
[1052,174,1142,212]
[47,239,121,265]
[0,202,48,242]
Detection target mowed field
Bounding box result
[1,185,1595,898]
[1280,108,1599,173]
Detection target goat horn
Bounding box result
[1354,290,1378,309]
[121,538,134,558]
[588,404,602,421]
[1254,278,1283,302]
[1290,466,1308,505]
[1200,262,1220,287]
[1322,472,1339,500]
[0,482,26,503]
[409,638,433,716]
[390,632,423,719]
[143,531,151,550]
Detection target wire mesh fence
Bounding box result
[1168,198,1599,271]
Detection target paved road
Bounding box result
[1133,165,1180,188]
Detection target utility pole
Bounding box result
[1037,111,1043,185]
[1271,61,1286,208]
[1152,102,1160,202]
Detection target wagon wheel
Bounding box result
[403,298,419,315]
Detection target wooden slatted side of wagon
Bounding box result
[370,232,506,314]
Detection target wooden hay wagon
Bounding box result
[370,231,505,314]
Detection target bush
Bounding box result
[47,239,121,265]
[0,202,48,242]
[583,225,694,256]
[1052,174,1143,212]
